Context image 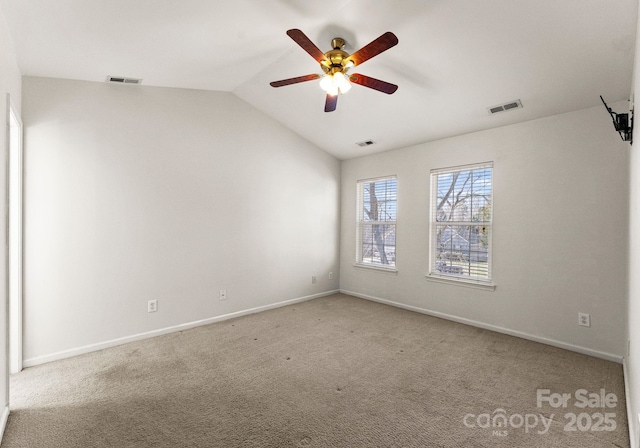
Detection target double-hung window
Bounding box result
[429,163,493,283]
[356,176,397,269]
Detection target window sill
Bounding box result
[353,263,398,275]
[425,274,496,291]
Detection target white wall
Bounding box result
[22,76,340,364]
[627,1,640,445]
[0,2,21,435]
[341,104,629,360]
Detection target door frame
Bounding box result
[6,94,23,375]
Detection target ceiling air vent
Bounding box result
[356,140,376,147]
[488,99,522,114]
[106,76,142,85]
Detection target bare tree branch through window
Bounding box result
[430,164,493,281]
[357,177,397,268]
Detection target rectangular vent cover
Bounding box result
[356,140,376,147]
[106,76,142,85]
[488,99,522,114]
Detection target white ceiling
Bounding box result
[2,0,637,159]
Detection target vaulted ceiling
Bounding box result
[2,0,637,159]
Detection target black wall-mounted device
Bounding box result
[600,95,633,144]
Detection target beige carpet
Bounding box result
[2,294,629,447]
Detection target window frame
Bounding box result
[428,162,494,288]
[355,175,398,271]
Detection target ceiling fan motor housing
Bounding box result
[321,37,351,75]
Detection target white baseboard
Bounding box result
[341,289,624,364]
[624,358,637,448]
[23,290,339,368]
[0,405,9,444]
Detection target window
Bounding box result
[430,163,493,283]
[356,176,397,269]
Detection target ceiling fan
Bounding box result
[270,29,399,112]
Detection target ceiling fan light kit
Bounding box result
[270,29,399,112]
[319,72,351,96]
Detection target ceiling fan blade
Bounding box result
[349,73,398,94]
[346,32,398,66]
[325,94,338,112]
[270,74,321,88]
[286,29,327,63]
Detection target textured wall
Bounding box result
[626,1,640,445]
[22,76,340,363]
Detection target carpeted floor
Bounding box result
[1,294,630,447]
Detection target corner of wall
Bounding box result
[0,405,9,445]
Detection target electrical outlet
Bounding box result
[219,290,227,301]
[311,276,317,284]
[148,300,158,313]
[329,272,333,280]
[578,312,590,327]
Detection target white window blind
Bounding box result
[430,163,493,282]
[356,176,397,269]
